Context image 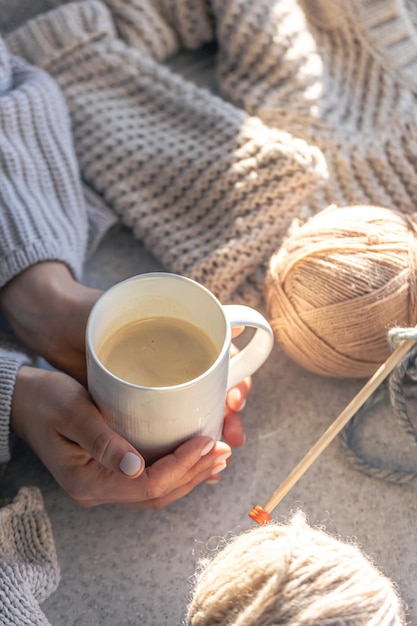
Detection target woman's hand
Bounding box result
[11,366,233,508]
[3,262,253,496]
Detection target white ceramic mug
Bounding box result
[86,273,274,464]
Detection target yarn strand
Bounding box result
[341,328,417,484]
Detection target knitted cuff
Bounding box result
[0,333,34,464]
[0,487,60,626]
[7,0,327,305]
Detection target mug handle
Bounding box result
[223,305,274,389]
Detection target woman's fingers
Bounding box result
[13,367,235,508]
[69,437,231,507]
[64,398,145,477]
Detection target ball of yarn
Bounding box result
[187,512,405,626]
[264,205,417,378]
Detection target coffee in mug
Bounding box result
[98,316,218,387]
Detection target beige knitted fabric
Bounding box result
[5,0,417,303]
[6,0,327,307]
[212,0,417,218]
[100,0,417,216]
[102,0,216,59]
[0,487,60,625]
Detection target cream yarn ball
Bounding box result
[264,205,417,378]
[187,512,405,626]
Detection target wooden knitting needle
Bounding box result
[249,335,417,525]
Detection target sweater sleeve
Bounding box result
[0,330,34,464]
[0,37,89,288]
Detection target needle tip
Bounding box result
[248,505,272,525]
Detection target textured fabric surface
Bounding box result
[6,0,327,307]
[0,487,60,625]
[2,2,417,304]
[7,0,417,304]
[212,0,417,218]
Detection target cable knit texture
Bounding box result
[6,0,327,307]
[0,487,59,625]
[211,0,417,218]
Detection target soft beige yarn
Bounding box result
[187,512,406,626]
[265,205,417,378]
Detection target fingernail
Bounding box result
[205,477,221,484]
[120,452,142,476]
[210,460,227,475]
[215,451,232,463]
[200,439,215,456]
[228,388,246,411]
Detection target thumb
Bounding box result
[70,403,145,478]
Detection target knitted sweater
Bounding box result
[97,0,417,218]
[0,34,113,465]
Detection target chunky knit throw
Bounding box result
[212,0,417,218]
[0,487,60,626]
[6,0,327,307]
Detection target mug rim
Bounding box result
[86,272,232,390]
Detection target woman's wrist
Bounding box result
[0,262,102,381]
[1,262,74,335]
